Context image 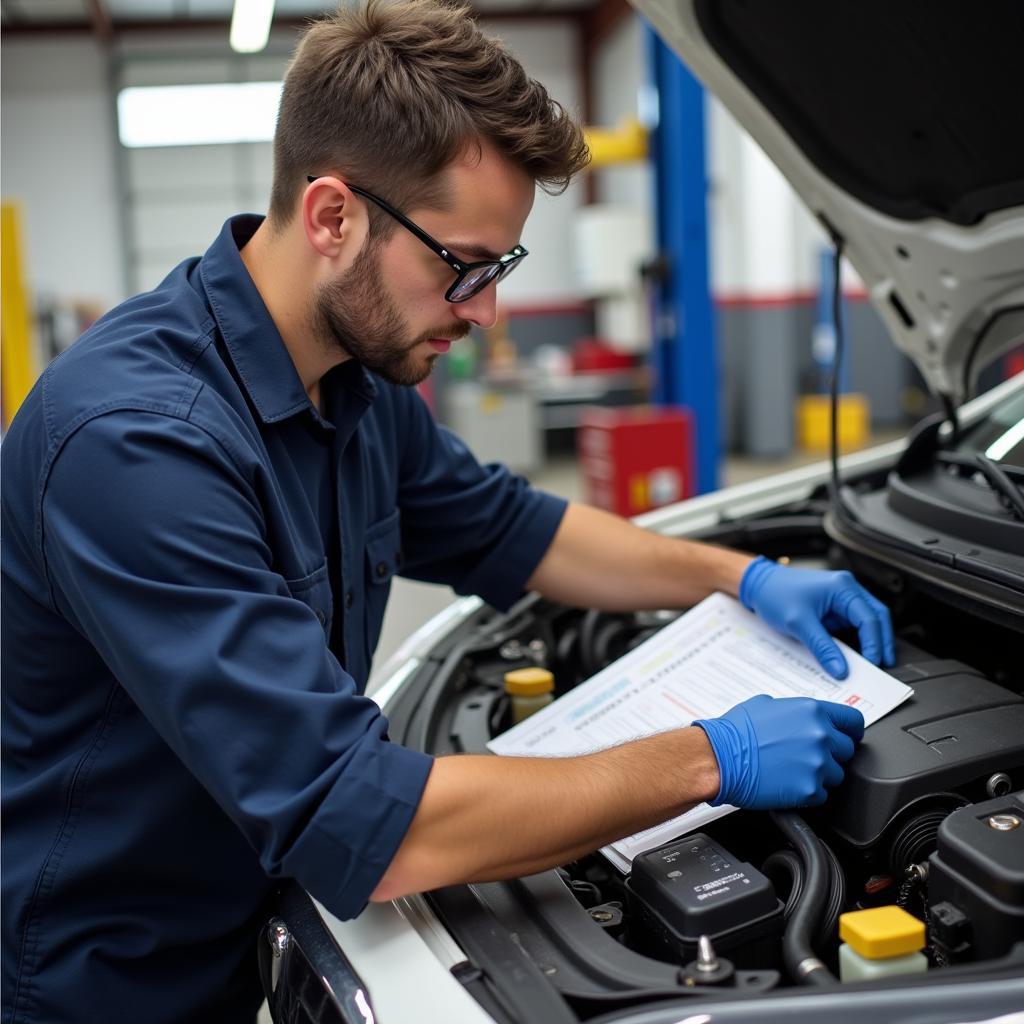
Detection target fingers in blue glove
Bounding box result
[843,594,884,666]
[826,724,856,764]
[801,784,829,808]
[802,755,846,807]
[740,558,897,673]
[820,755,846,790]
[862,590,896,666]
[792,616,849,679]
[831,595,891,676]
[822,700,866,745]
[694,695,865,811]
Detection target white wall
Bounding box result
[483,19,585,308]
[584,13,844,303]
[116,37,289,293]
[2,19,586,317]
[1,37,125,311]
[584,15,654,348]
[709,99,846,299]
[591,15,654,216]
[2,18,859,323]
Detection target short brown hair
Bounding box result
[268,0,589,230]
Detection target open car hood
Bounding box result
[631,0,1024,404]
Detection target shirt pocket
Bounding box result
[364,509,402,655]
[283,560,333,639]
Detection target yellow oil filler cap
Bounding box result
[503,668,554,696]
[839,906,926,959]
[504,668,555,724]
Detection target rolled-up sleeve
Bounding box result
[396,390,567,610]
[41,409,432,920]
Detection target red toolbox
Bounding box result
[578,406,695,517]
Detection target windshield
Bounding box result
[955,392,1024,470]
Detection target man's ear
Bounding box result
[301,176,369,259]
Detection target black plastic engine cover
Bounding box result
[826,658,1024,848]
[929,791,1024,961]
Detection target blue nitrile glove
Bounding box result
[739,556,895,679]
[695,694,865,809]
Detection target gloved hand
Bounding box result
[695,694,865,809]
[740,556,895,679]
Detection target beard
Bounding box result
[312,241,468,387]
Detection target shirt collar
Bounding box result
[199,215,378,426]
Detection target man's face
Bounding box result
[312,240,463,387]
[312,143,535,387]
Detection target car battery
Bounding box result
[928,790,1024,962]
[578,405,695,517]
[626,833,784,966]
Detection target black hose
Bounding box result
[762,849,804,917]
[820,839,847,948]
[763,841,846,951]
[578,609,604,677]
[770,811,839,987]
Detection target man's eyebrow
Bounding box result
[448,240,504,261]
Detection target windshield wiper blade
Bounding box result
[974,453,1024,521]
[935,451,1024,483]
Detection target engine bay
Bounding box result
[385,490,1024,1017]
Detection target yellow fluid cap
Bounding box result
[839,906,926,959]
[504,668,555,696]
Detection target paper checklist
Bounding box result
[487,592,913,872]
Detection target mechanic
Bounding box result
[1,2,895,1021]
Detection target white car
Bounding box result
[259,2,1024,1021]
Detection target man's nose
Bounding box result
[452,280,498,330]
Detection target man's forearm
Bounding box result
[526,502,754,611]
[370,726,720,902]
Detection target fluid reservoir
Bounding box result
[838,906,927,982]
[504,668,555,724]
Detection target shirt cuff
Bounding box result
[293,740,434,920]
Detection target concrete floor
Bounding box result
[367,433,902,692]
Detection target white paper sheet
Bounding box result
[488,592,913,872]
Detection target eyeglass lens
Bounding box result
[449,259,520,302]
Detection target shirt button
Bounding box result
[345,590,355,609]
[315,609,326,626]
[376,561,389,579]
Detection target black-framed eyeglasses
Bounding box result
[306,176,528,303]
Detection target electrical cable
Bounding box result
[828,237,845,509]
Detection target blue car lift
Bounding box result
[646,28,720,494]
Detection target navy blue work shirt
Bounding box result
[1,215,566,1024]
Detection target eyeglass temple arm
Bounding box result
[305,175,461,269]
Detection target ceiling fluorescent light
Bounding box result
[230,0,276,54]
[118,82,284,148]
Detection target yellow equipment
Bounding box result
[584,117,648,169]
[2,201,39,429]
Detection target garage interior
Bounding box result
[5,0,976,676]
[3,3,1023,1022]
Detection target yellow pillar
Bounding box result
[1,201,39,429]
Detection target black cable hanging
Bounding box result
[940,393,961,446]
[828,237,845,507]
